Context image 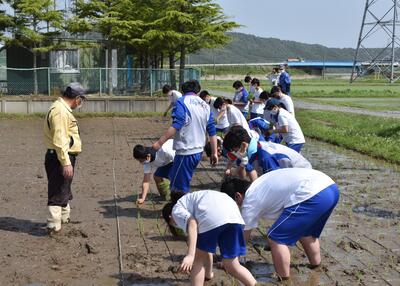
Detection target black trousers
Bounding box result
[45,151,76,206]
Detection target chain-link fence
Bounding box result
[0,67,201,96]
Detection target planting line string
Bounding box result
[140,138,178,279]
[112,119,125,286]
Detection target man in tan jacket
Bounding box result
[43,82,85,235]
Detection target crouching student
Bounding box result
[221,169,340,280]
[133,139,175,204]
[162,191,257,286]
[265,98,305,153]
[223,126,312,181]
[248,117,277,142]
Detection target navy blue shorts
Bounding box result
[153,162,173,179]
[169,152,202,193]
[268,184,340,246]
[197,224,246,259]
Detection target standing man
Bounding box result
[152,80,218,199]
[278,64,291,96]
[43,82,86,235]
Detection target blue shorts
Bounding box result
[169,152,202,193]
[287,143,304,153]
[268,184,340,246]
[153,162,173,179]
[197,224,246,259]
[250,112,263,119]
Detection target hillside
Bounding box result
[189,32,372,64]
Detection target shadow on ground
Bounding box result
[0,217,47,237]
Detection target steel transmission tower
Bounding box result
[351,0,400,83]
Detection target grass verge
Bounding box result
[201,79,400,98]
[296,109,400,164]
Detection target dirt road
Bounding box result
[0,117,399,285]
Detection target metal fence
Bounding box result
[0,67,201,96]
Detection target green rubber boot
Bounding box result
[157,180,170,201]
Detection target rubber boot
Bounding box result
[157,180,170,201]
[61,204,70,224]
[47,206,62,233]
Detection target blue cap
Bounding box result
[265,98,281,110]
[64,82,86,99]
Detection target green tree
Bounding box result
[142,0,238,88]
[68,0,145,95]
[4,0,63,94]
[158,0,239,87]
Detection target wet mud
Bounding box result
[0,117,399,285]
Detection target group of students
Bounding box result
[132,79,340,285]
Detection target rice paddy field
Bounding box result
[0,77,399,285]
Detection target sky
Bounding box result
[214,0,390,48]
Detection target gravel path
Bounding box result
[208,89,400,119]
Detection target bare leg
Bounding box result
[190,249,207,286]
[299,236,321,266]
[222,257,257,286]
[236,166,247,179]
[205,253,214,280]
[268,238,291,278]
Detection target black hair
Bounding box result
[213,96,232,109]
[181,80,201,94]
[270,85,281,95]
[133,145,156,161]
[232,80,243,89]
[162,202,179,237]
[220,177,251,199]
[259,91,271,100]
[199,90,210,100]
[162,191,186,237]
[133,144,148,160]
[162,84,172,94]
[250,78,260,86]
[244,75,252,83]
[204,138,222,158]
[222,126,251,151]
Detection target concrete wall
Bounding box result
[0,97,169,114]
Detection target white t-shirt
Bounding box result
[251,88,265,115]
[227,105,251,132]
[169,90,182,105]
[277,109,305,144]
[172,190,244,234]
[143,139,175,174]
[210,98,229,129]
[241,168,335,230]
[279,94,294,116]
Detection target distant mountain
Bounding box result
[188,32,377,64]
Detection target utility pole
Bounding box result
[350,0,399,83]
